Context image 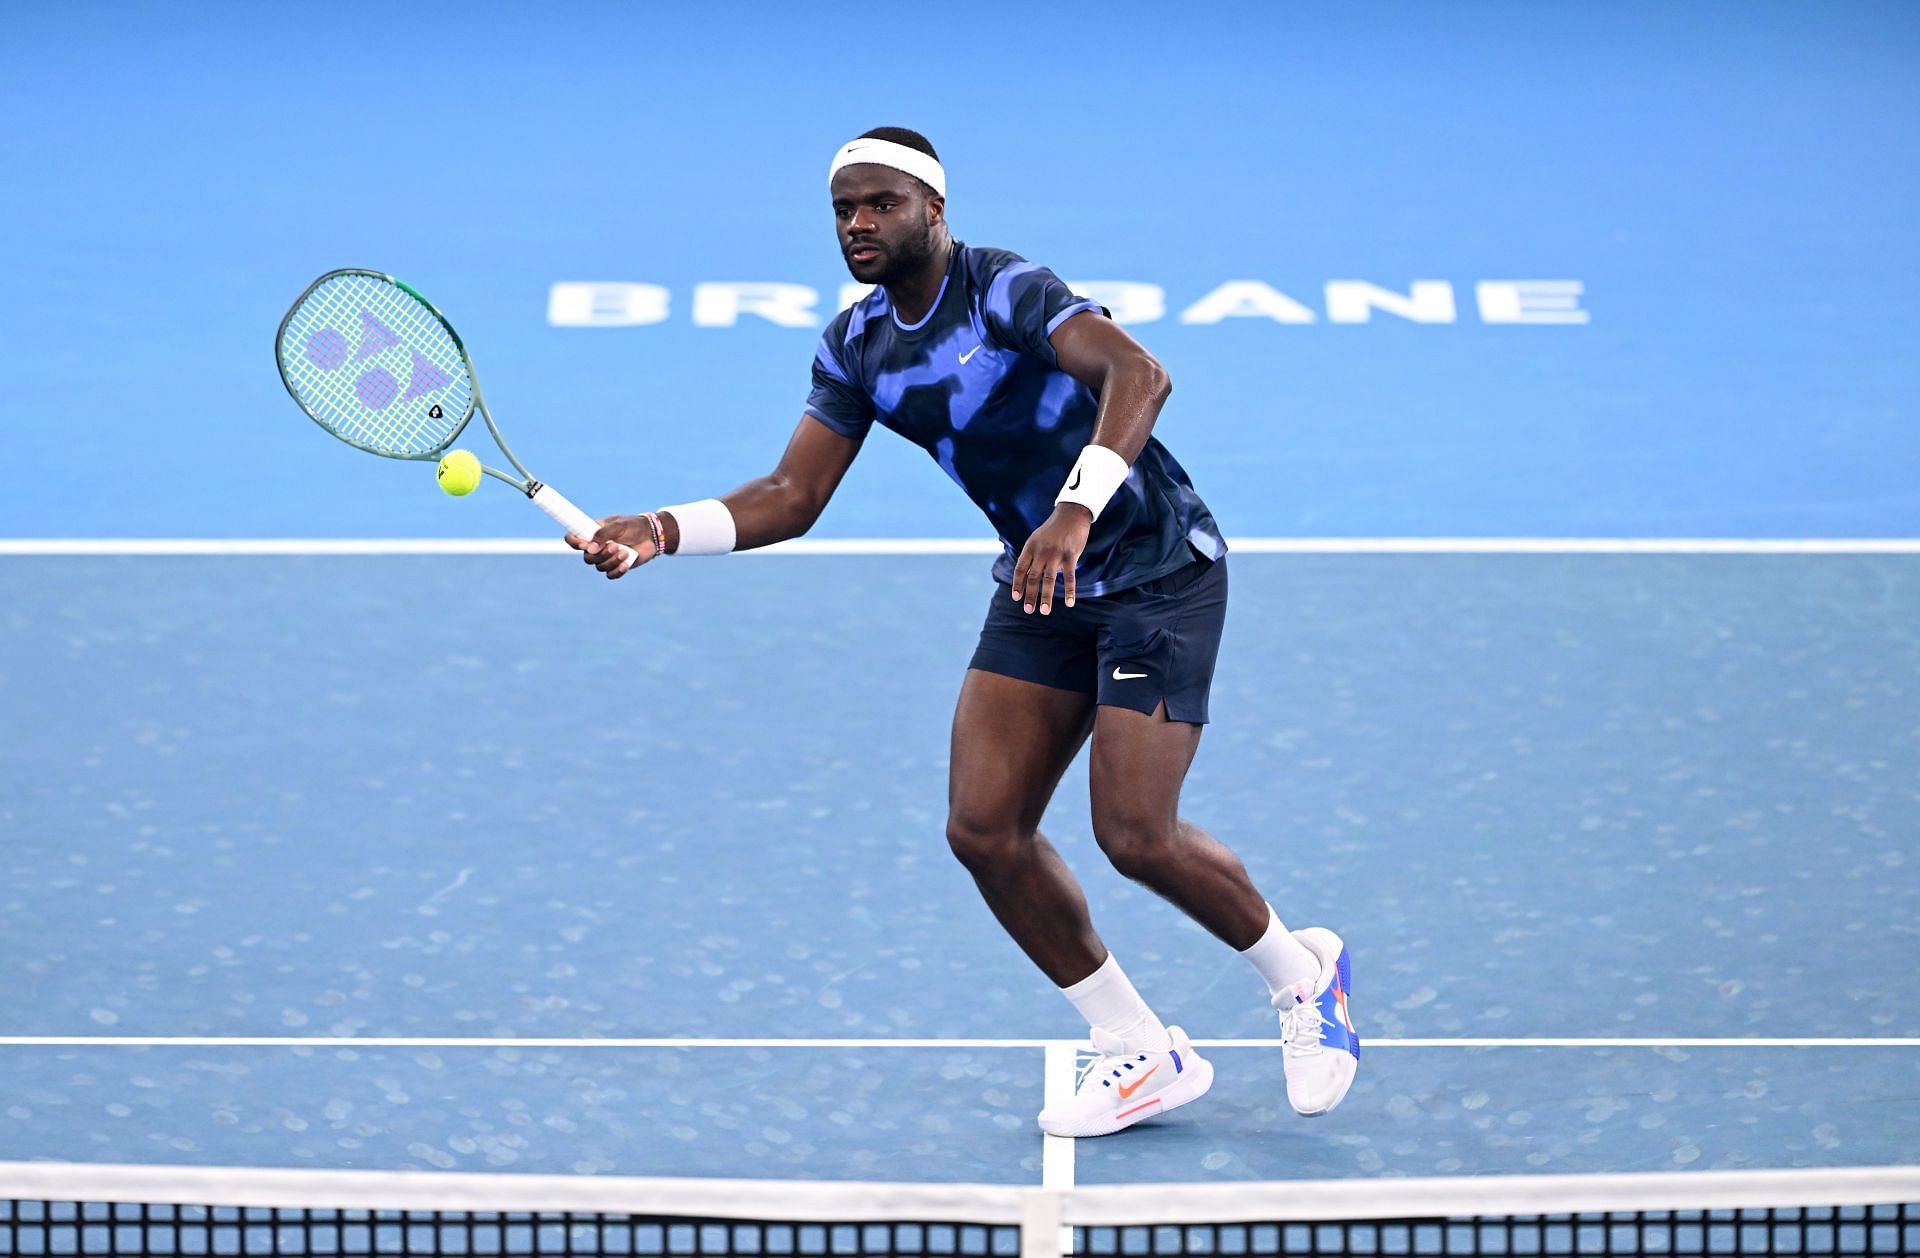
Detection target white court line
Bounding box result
[2,1036,1914,1049]
[1041,1043,1077,1192]
[1,537,1918,556]
[1040,1043,1078,1253]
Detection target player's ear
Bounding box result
[926,193,945,228]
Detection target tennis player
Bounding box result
[569,128,1359,1136]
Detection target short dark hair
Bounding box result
[859,126,939,163]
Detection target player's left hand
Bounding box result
[1011,504,1092,614]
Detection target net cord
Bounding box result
[1058,1165,1920,1226]
[0,1161,1021,1223]
[2,1161,1915,1229]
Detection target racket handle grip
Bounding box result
[530,483,599,537]
[530,483,643,566]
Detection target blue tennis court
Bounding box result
[4,553,1916,1184]
[2,0,1917,1216]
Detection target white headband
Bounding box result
[828,137,947,198]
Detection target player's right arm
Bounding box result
[571,414,861,577]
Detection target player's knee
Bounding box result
[1091,812,1175,885]
[945,811,1023,874]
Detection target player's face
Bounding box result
[831,165,941,286]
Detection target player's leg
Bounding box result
[1085,703,1269,946]
[945,666,1101,986]
[1086,554,1305,950]
[1088,555,1360,1115]
[955,597,1213,1137]
[951,670,1214,1138]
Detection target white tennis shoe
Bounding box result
[1274,926,1361,1116]
[1036,1025,1214,1138]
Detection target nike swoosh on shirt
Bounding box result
[959,344,982,364]
[1111,668,1149,680]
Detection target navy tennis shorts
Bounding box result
[967,551,1229,724]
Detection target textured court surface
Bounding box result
[2,0,1917,1193]
[2,557,1915,1178]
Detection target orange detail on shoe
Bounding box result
[1116,1065,1159,1100]
[1115,1097,1162,1121]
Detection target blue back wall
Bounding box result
[3,1,1916,539]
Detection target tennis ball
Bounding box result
[436,449,482,497]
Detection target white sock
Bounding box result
[1060,953,1173,1053]
[1240,904,1320,997]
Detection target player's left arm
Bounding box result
[1009,311,1171,614]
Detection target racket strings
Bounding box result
[278,274,473,457]
[297,277,468,452]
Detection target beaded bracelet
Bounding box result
[639,511,667,556]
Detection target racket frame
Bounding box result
[274,268,620,547]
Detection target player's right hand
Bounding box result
[566,516,658,579]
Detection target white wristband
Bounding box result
[660,498,737,555]
[1054,445,1130,519]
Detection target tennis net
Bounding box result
[1,1161,1915,1257]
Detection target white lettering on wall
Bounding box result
[1069,281,1167,325]
[546,282,671,327]
[1476,280,1589,324]
[1178,281,1316,325]
[691,283,822,328]
[1325,281,1456,324]
[550,279,1589,328]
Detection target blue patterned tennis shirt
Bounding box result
[804,242,1225,596]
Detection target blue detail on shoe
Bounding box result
[1170,1048,1184,1073]
[1317,943,1361,1062]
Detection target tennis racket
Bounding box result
[273,268,639,562]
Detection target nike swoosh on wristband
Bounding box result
[1111,668,1148,680]
[1116,1065,1159,1099]
[1067,468,1082,490]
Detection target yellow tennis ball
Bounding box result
[436,449,482,497]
